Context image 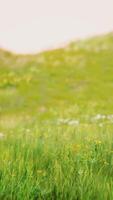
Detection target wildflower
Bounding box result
[68,120,79,126]
[95,140,102,145]
[94,114,102,120]
[107,115,113,120]
[37,170,46,177]
[57,118,79,126]
[72,144,81,153]
[93,114,106,120]
[58,118,70,124]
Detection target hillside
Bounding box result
[1,33,113,199]
[0,33,113,120]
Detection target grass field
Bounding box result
[0,33,113,199]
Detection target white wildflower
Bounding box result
[57,118,70,124]
[94,114,102,120]
[107,115,113,120]
[93,114,106,120]
[57,118,79,126]
[68,120,79,126]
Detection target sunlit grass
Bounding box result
[0,33,113,199]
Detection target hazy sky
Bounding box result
[0,0,113,53]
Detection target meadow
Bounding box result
[0,33,113,199]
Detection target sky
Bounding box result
[0,0,113,54]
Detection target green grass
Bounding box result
[0,33,113,199]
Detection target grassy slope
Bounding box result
[0,33,113,199]
[0,33,113,118]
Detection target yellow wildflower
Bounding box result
[72,144,81,153]
[95,140,102,145]
[37,170,46,177]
